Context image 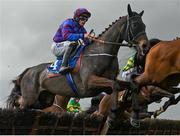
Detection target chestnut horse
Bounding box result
[128,38,180,127]
[135,38,180,87]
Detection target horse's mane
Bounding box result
[149,38,161,48]
[97,16,124,38]
[96,11,141,38]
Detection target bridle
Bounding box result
[88,30,135,47]
[126,15,147,73]
[126,15,146,42]
[84,15,146,58]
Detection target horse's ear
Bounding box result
[127,4,133,17]
[139,10,144,17]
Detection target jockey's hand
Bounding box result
[84,32,91,39]
[84,32,95,40]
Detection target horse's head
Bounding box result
[123,4,149,57]
[86,4,149,62]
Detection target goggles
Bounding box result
[79,16,88,22]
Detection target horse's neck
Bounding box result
[84,17,126,55]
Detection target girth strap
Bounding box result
[65,73,80,97]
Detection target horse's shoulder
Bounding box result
[153,40,171,47]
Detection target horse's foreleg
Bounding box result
[91,94,112,118]
[170,87,180,94]
[152,87,179,118]
[43,95,70,114]
[130,80,141,128]
[99,94,112,116]
[154,94,180,118]
[87,75,117,94]
[151,86,174,98]
[131,92,140,128]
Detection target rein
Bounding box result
[90,36,136,47]
[83,36,137,57]
[88,15,145,48]
[126,15,146,41]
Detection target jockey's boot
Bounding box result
[59,46,74,74]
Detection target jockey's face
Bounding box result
[78,16,88,26]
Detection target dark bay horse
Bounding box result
[7,5,148,113]
[33,39,165,116]
[37,39,180,126]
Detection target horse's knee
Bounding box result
[113,80,127,92]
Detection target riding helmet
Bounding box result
[73,8,91,21]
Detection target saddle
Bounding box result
[47,45,86,75]
[47,45,87,97]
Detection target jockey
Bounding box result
[51,8,92,74]
[67,98,81,113]
[121,54,137,81]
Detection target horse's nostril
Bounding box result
[143,47,149,54]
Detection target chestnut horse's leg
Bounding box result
[154,94,180,118]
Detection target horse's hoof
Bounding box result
[153,107,164,118]
[130,118,140,128]
[91,111,104,121]
[153,112,157,118]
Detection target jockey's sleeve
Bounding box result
[122,56,135,71]
[62,20,85,41]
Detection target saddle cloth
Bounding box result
[47,45,86,74]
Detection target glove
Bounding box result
[77,39,84,45]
